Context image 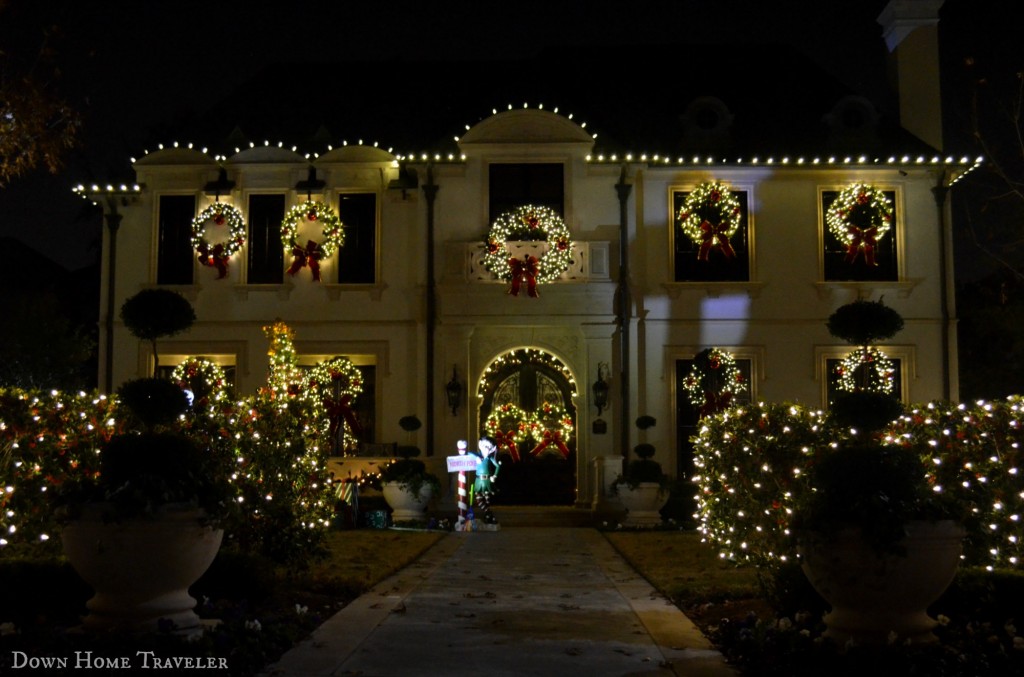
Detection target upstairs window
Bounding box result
[156,195,196,285]
[336,192,378,284]
[489,163,564,223]
[247,194,285,284]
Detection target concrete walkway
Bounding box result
[262,528,735,677]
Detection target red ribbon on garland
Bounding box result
[698,221,736,261]
[508,255,540,298]
[494,430,522,462]
[530,429,571,459]
[287,240,324,281]
[699,391,733,419]
[325,394,362,439]
[197,243,230,279]
[844,226,878,266]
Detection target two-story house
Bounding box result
[76,0,978,512]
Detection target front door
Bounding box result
[478,349,576,505]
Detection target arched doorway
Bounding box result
[478,348,577,505]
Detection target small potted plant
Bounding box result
[59,377,236,635]
[381,416,441,522]
[795,443,965,645]
[612,415,671,527]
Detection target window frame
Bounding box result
[817,184,905,283]
[333,189,381,286]
[154,192,198,286]
[815,344,915,407]
[668,182,757,285]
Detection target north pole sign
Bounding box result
[446,455,478,472]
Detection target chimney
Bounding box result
[877,0,945,151]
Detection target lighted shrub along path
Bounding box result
[692,398,1024,571]
[0,322,361,560]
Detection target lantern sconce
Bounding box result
[592,362,610,415]
[445,365,462,416]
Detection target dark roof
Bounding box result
[156,44,936,161]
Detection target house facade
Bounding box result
[79,0,976,510]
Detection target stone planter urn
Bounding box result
[382,482,435,522]
[62,504,223,635]
[618,482,668,528]
[798,520,964,645]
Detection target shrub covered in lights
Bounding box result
[693,397,1024,572]
[884,398,1024,570]
[692,402,839,566]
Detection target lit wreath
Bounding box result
[191,203,246,279]
[826,183,893,266]
[483,403,531,462]
[529,401,574,459]
[171,357,229,406]
[835,346,895,395]
[281,200,345,282]
[682,348,746,417]
[677,181,743,261]
[306,357,364,448]
[482,205,574,297]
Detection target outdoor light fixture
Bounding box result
[445,365,461,415]
[592,362,609,415]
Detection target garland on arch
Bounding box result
[677,181,742,261]
[306,357,364,449]
[835,346,896,395]
[281,200,345,282]
[826,183,893,266]
[191,202,246,279]
[482,205,574,297]
[682,347,746,418]
[171,357,229,406]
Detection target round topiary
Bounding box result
[399,415,422,432]
[635,415,657,430]
[117,378,189,430]
[633,443,656,460]
[120,289,196,373]
[826,300,904,345]
[829,391,904,433]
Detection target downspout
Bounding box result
[615,166,633,456]
[102,203,123,393]
[932,177,956,400]
[423,164,439,454]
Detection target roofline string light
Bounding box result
[70,102,985,200]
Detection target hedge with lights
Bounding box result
[482,205,574,297]
[825,183,893,266]
[677,181,743,261]
[883,398,1024,570]
[281,200,345,282]
[191,202,246,279]
[692,401,839,566]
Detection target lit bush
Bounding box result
[692,402,838,566]
[883,398,1024,570]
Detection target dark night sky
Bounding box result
[0,0,1020,273]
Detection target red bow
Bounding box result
[494,430,521,462]
[699,391,733,419]
[844,226,878,266]
[287,240,324,280]
[325,394,362,438]
[698,221,736,261]
[531,429,570,459]
[508,255,540,298]
[197,243,230,278]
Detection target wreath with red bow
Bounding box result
[191,203,246,279]
[682,348,746,418]
[281,200,345,281]
[677,181,743,261]
[826,183,893,266]
[482,205,574,297]
[483,401,574,461]
[306,357,364,449]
